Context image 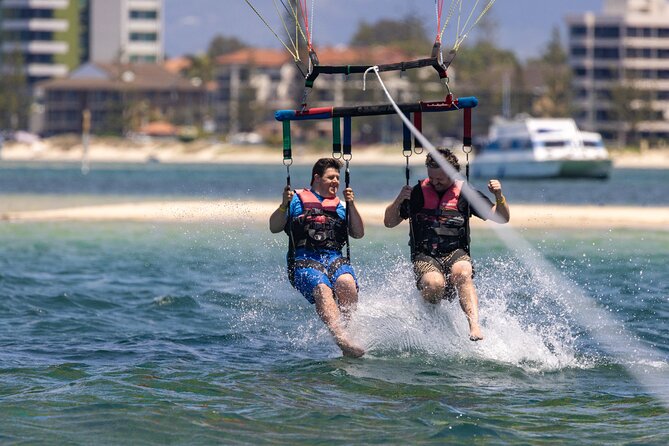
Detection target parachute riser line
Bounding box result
[282,119,293,186]
[344,156,351,261]
[462,106,472,255]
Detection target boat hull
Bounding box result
[471,159,612,179]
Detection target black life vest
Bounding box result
[287,189,348,253]
[412,179,468,256]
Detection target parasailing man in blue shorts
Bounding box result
[384,148,510,341]
[269,158,365,357]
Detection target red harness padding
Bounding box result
[296,189,340,212]
[414,179,467,256]
[421,178,462,212]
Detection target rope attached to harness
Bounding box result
[462,107,473,255]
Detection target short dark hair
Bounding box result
[426,147,460,172]
[311,158,342,185]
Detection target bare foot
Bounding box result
[469,325,484,341]
[336,337,365,358]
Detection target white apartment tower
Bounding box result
[90,0,163,64]
[567,0,669,143]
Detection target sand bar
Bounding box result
[2,200,668,230]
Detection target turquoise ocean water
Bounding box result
[1,163,668,444]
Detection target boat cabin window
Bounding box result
[583,140,604,148]
[510,139,523,150]
[544,140,569,147]
[492,139,533,151]
[486,141,500,151]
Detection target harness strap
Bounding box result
[294,258,328,275]
[327,256,350,278]
[289,257,351,286]
[402,111,412,152]
[332,117,341,158]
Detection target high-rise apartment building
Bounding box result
[0,0,88,84]
[89,0,163,64]
[0,0,163,85]
[567,0,669,142]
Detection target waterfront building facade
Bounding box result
[0,0,88,85]
[89,0,163,64]
[567,0,669,143]
[37,62,206,135]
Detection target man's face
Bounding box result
[313,167,340,197]
[427,167,454,193]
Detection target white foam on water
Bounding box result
[348,256,584,372]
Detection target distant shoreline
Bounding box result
[2,140,669,169]
[3,200,669,231]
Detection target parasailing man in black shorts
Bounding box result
[383,148,510,341]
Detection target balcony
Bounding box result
[128,0,162,8]
[1,18,68,32]
[2,40,68,54]
[1,0,69,9]
[27,63,68,78]
[127,20,161,33]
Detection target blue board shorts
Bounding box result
[290,250,358,304]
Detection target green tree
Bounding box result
[0,49,29,129]
[350,14,432,55]
[207,35,247,60]
[610,80,655,147]
[451,41,524,135]
[185,53,213,83]
[531,27,571,118]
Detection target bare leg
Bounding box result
[451,260,484,341]
[334,273,358,322]
[312,284,364,358]
[418,271,446,304]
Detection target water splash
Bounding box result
[347,255,585,372]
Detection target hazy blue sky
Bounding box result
[164,0,603,59]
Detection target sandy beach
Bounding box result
[3,199,668,231]
[2,138,668,230]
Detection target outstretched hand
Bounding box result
[487,179,503,198]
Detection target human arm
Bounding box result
[487,179,510,223]
[269,185,294,233]
[384,185,413,228]
[343,187,365,238]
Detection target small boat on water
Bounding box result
[471,117,612,179]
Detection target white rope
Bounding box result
[366,66,669,410]
[309,0,316,47]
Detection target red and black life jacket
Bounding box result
[412,179,468,256]
[288,189,348,253]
